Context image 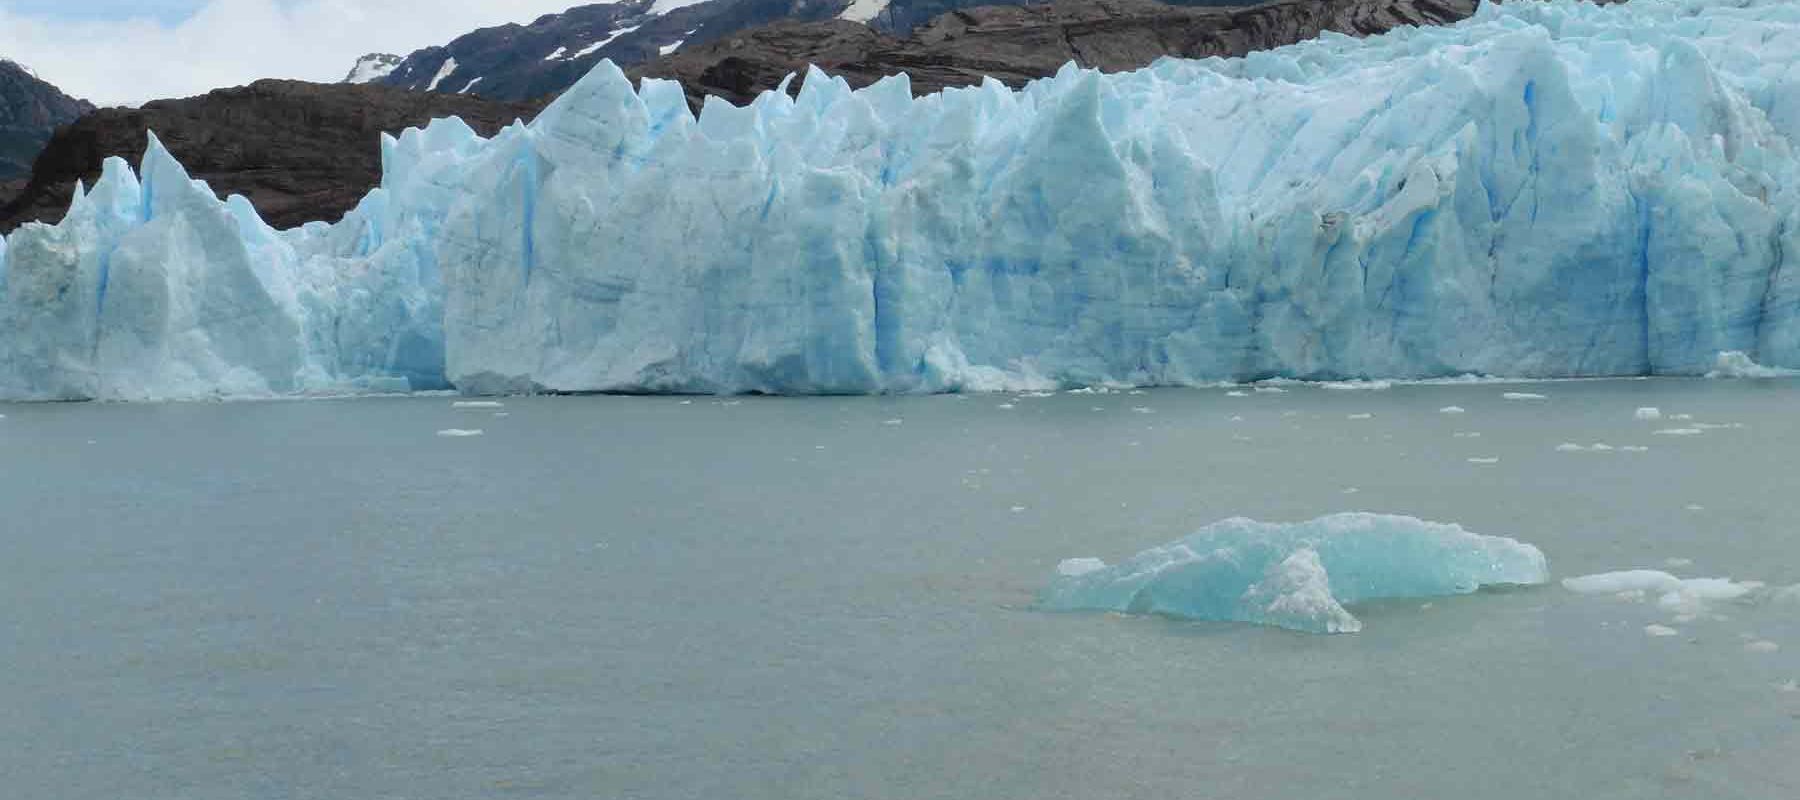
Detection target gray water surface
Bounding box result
[3,379,1798,799]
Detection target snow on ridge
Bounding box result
[425,57,459,91]
[575,25,641,59]
[459,77,484,94]
[839,0,891,24]
[544,46,569,61]
[648,0,708,15]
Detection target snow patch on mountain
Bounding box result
[342,53,402,84]
[839,0,891,24]
[575,25,642,60]
[648,0,711,15]
[425,58,460,92]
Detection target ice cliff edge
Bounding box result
[3,0,1800,401]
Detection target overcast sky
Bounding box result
[0,0,584,106]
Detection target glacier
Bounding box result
[5,0,1800,399]
[1038,513,1550,633]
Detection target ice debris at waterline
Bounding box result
[7,0,1800,400]
[1039,513,1549,634]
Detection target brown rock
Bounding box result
[1,79,544,233]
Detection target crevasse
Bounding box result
[3,0,1800,400]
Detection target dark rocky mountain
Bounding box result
[0,60,94,181]
[0,80,543,234]
[632,0,1476,107]
[362,0,1253,102]
[370,0,845,102]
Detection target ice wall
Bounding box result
[3,0,1800,399]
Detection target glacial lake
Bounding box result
[3,379,1798,799]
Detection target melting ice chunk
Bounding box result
[1562,570,1761,612]
[1706,351,1800,379]
[1439,406,1467,415]
[453,401,505,409]
[1502,392,1548,401]
[436,429,485,437]
[1039,513,1548,634]
[1635,407,1663,421]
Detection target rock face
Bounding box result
[0,60,93,181]
[372,0,850,102]
[0,80,543,233]
[364,0,1259,102]
[635,0,1479,107]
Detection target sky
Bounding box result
[0,0,585,106]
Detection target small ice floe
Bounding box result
[1635,407,1663,421]
[1131,407,1155,414]
[679,399,693,405]
[436,429,484,437]
[1321,380,1393,391]
[452,400,504,409]
[1232,435,1254,442]
[883,418,904,426]
[1620,445,1649,452]
[1010,505,1028,513]
[1057,558,1108,577]
[1694,422,1746,430]
[1226,390,1249,397]
[1685,504,1705,512]
[1467,457,1500,465]
[1091,407,1106,412]
[1745,640,1781,653]
[1773,585,1800,605]
[1559,442,1617,452]
[1439,406,1467,415]
[1654,428,1703,436]
[1645,624,1681,637]
[1230,415,1245,422]
[996,403,1016,410]
[1342,487,1361,495]
[1503,392,1547,400]
[1020,391,1056,398]
[1670,413,1694,421]
[1347,413,1373,420]
[1563,570,1762,613]
[493,412,511,418]
[1453,431,1482,438]
[1664,557,1694,568]
[1254,387,1287,394]
[1778,680,1799,693]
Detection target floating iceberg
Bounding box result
[5,0,1800,399]
[1039,513,1549,633]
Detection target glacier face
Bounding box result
[4,0,1800,399]
[1039,513,1550,633]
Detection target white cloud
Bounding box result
[0,0,584,106]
